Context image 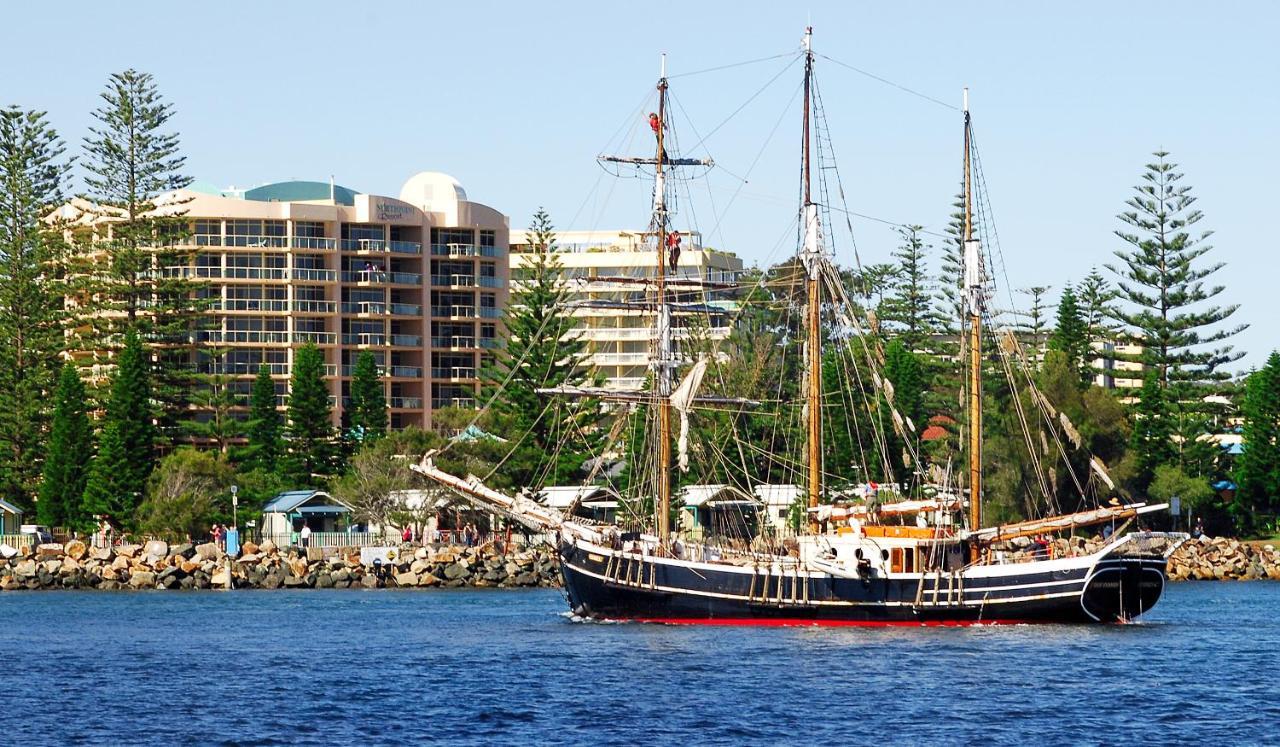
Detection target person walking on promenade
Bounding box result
[300,522,311,549]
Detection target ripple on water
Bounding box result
[1,583,1278,745]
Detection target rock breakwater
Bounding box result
[0,538,561,591]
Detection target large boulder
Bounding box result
[239,541,259,557]
[0,544,18,560]
[170,543,196,560]
[210,568,230,587]
[394,571,418,587]
[443,562,470,580]
[287,557,308,578]
[36,543,64,559]
[64,540,89,560]
[13,559,37,579]
[129,571,156,589]
[115,543,140,559]
[142,540,168,563]
[259,539,278,555]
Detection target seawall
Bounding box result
[0,539,560,591]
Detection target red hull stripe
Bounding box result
[619,617,1035,628]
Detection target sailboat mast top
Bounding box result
[801,26,824,527]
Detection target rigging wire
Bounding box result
[816,52,959,112]
[667,51,799,79]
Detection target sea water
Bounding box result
[1,582,1277,745]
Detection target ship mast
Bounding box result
[962,88,984,538]
[801,28,823,530]
[654,55,674,542]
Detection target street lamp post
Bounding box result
[231,485,239,530]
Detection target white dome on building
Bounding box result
[399,171,468,211]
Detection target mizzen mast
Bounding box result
[962,88,984,537]
[800,28,824,531]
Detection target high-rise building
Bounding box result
[508,229,743,389]
[61,171,508,431]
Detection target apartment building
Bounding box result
[509,229,743,389]
[62,171,508,430]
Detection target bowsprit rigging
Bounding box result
[411,28,1187,626]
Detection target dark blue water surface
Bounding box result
[2,582,1278,746]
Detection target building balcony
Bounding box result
[432,366,477,380]
[292,300,337,314]
[431,305,476,318]
[477,276,503,288]
[430,243,478,257]
[390,365,423,378]
[389,240,422,255]
[215,299,289,313]
[291,236,337,250]
[478,307,501,319]
[431,274,476,288]
[340,270,423,285]
[390,396,423,409]
[604,376,648,390]
[341,238,389,253]
[292,331,337,345]
[431,336,476,349]
[389,303,421,316]
[223,235,288,248]
[590,352,650,366]
[342,301,387,315]
[196,330,289,345]
[293,268,337,282]
[341,332,386,346]
[432,397,476,410]
[478,338,500,349]
[390,333,422,347]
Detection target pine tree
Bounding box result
[480,208,596,487]
[1236,352,1280,516]
[1016,286,1053,352]
[882,340,926,480]
[1107,151,1245,394]
[186,348,243,455]
[286,343,335,484]
[936,188,968,333]
[81,328,156,525]
[347,351,387,443]
[1077,267,1120,343]
[70,69,205,443]
[37,364,93,528]
[880,225,944,351]
[245,364,284,470]
[0,107,70,511]
[1048,285,1089,384]
[1128,368,1176,494]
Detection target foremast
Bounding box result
[800,28,824,532]
[653,58,675,542]
[962,88,985,540]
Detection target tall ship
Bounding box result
[414,30,1186,625]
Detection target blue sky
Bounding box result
[3,1,1276,369]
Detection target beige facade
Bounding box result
[509,229,743,389]
[63,172,508,430]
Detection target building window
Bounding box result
[480,293,495,309]
[295,221,326,238]
[479,263,495,278]
[342,224,384,241]
[479,230,495,247]
[432,228,473,246]
[193,220,221,245]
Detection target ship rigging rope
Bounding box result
[667,51,799,80]
[815,52,960,112]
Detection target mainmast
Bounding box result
[800,28,823,530]
[962,88,984,538]
[654,55,674,542]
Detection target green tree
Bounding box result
[1077,267,1119,344]
[347,350,387,443]
[245,364,284,471]
[37,364,94,528]
[136,447,235,539]
[81,328,156,526]
[0,107,70,510]
[187,348,243,455]
[286,343,335,484]
[880,225,944,351]
[1107,151,1245,393]
[1148,463,1214,514]
[1236,352,1280,518]
[882,339,926,481]
[70,69,205,443]
[480,208,597,487]
[1048,285,1089,384]
[1016,285,1053,352]
[1128,368,1176,494]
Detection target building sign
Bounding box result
[373,199,414,223]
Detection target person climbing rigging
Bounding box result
[665,230,681,270]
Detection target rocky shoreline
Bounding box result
[1,534,1277,591]
[0,539,560,591]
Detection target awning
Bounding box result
[297,505,350,514]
